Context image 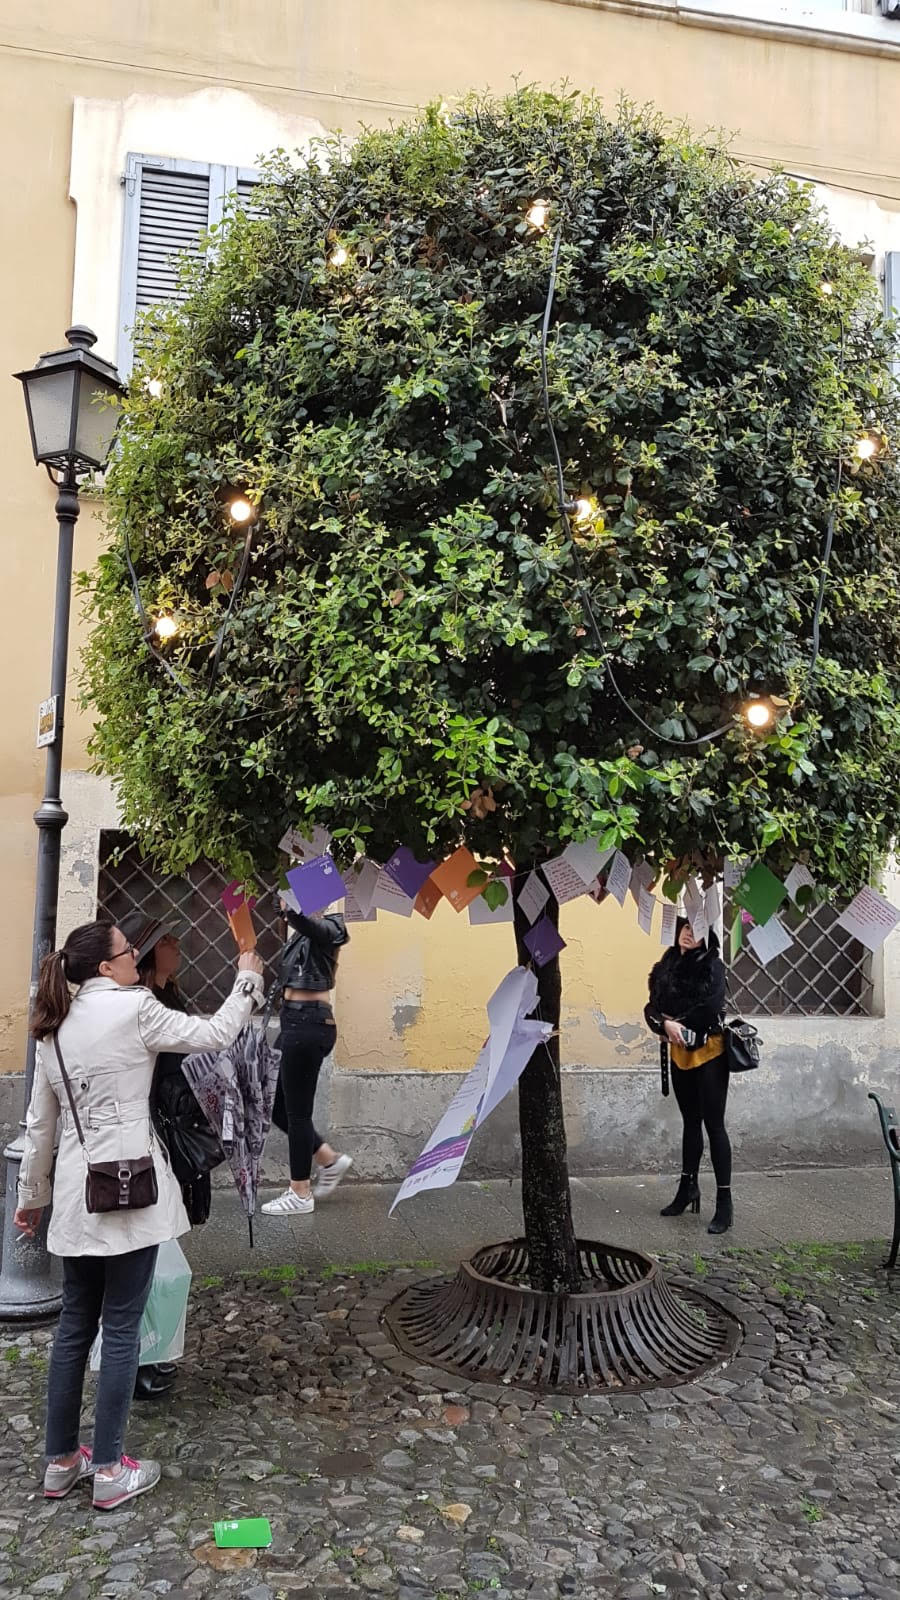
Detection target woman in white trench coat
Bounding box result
[14,919,264,1510]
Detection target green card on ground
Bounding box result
[214,1519,273,1549]
[734,863,786,926]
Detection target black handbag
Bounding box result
[53,1036,159,1214]
[723,1017,761,1073]
[152,1072,224,1185]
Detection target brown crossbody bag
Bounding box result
[53,1035,159,1214]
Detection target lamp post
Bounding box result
[0,327,124,1320]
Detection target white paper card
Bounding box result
[837,887,900,953]
[372,868,414,917]
[723,858,749,890]
[517,870,550,927]
[784,862,816,904]
[704,882,721,929]
[279,824,332,860]
[637,886,656,936]
[629,860,655,907]
[345,858,380,917]
[660,901,677,946]
[563,838,614,887]
[747,914,794,966]
[606,851,632,907]
[279,886,301,916]
[541,854,589,905]
[469,891,514,925]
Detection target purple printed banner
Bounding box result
[385,847,437,900]
[523,914,566,968]
[286,854,347,915]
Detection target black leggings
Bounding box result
[671,1056,732,1188]
[274,1002,337,1181]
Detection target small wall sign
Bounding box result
[36,696,58,749]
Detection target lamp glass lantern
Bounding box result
[14,325,125,473]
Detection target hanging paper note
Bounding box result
[723,858,749,890]
[523,914,566,968]
[734,863,787,927]
[541,854,588,906]
[588,877,608,905]
[221,881,255,917]
[279,824,332,861]
[730,909,743,960]
[430,847,483,912]
[286,854,347,916]
[279,885,301,917]
[385,847,437,901]
[390,967,551,1212]
[784,862,816,905]
[630,860,656,908]
[637,886,656,936]
[660,900,677,947]
[837,886,900,953]
[345,859,379,918]
[563,838,614,887]
[704,881,721,929]
[747,914,793,967]
[517,870,550,927]
[606,851,632,907]
[226,901,257,953]
[414,878,442,920]
[469,891,513,926]
[371,868,414,917]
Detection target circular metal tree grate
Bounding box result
[383,1238,742,1393]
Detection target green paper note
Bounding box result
[734,863,786,927]
[731,910,743,960]
[214,1519,273,1549]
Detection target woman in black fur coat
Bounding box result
[645,917,733,1235]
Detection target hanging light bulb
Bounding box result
[154,615,178,642]
[227,495,254,524]
[526,199,549,231]
[573,497,594,526]
[743,697,774,731]
[329,244,349,268]
[819,281,834,298]
[145,376,164,399]
[853,433,879,462]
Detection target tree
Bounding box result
[83,90,900,1291]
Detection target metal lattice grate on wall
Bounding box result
[726,895,875,1018]
[97,832,284,1011]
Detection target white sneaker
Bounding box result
[313,1154,353,1200]
[261,1188,315,1216]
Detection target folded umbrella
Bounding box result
[181,1021,281,1245]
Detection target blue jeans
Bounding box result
[45,1246,158,1468]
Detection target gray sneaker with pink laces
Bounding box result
[43,1445,93,1499]
[92,1455,160,1510]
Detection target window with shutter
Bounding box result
[885,251,900,377]
[118,154,261,377]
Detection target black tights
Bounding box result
[671,1057,732,1188]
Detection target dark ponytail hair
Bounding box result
[31,920,116,1040]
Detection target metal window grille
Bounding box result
[97,831,283,1012]
[726,895,875,1018]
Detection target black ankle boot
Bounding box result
[660,1173,700,1217]
[707,1187,734,1235]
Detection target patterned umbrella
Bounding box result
[181,1021,281,1245]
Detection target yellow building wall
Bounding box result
[1,0,899,1074]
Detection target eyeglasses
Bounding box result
[107,943,137,961]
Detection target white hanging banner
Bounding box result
[345,859,380,917]
[630,860,655,907]
[390,968,552,1211]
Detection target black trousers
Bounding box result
[275,1002,337,1181]
[671,1055,732,1188]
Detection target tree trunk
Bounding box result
[514,894,580,1293]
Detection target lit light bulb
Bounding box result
[854,434,879,462]
[154,615,178,641]
[329,244,349,268]
[228,496,254,524]
[743,697,773,731]
[573,497,596,527]
[145,377,164,399]
[819,281,834,298]
[526,199,549,231]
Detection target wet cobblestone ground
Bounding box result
[0,1240,898,1600]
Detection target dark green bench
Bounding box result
[869,1093,900,1273]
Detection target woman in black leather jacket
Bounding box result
[262,903,353,1217]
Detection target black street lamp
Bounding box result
[0,327,124,1320]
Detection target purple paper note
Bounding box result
[523,914,566,968]
[286,854,347,915]
[384,846,437,900]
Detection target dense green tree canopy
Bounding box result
[84,90,900,889]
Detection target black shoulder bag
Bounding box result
[53,1036,159,1213]
[721,976,761,1073]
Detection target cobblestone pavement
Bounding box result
[0,1241,898,1600]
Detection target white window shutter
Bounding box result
[118,155,220,378]
[885,251,900,377]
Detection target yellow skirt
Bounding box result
[670,1033,725,1072]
